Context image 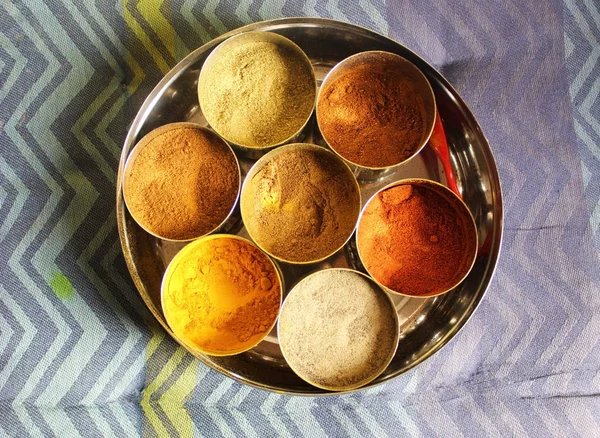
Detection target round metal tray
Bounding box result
[116,18,503,395]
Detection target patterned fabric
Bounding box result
[1,0,600,436]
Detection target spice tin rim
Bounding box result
[277,267,400,391]
[239,143,362,265]
[122,122,242,243]
[356,178,479,298]
[315,50,437,172]
[160,234,284,357]
[197,31,317,154]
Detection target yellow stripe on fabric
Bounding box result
[140,326,168,437]
[124,1,195,435]
[137,0,176,60]
[160,351,196,437]
[141,324,197,438]
[123,0,174,74]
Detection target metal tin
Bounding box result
[239,143,361,265]
[161,234,284,356]
[278,268,399,391]
[122,123,241,242]
[198,31,316,159]
[316,51,436,181]
[356,178,478,298]
[116,18,503,395]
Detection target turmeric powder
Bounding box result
[162,235,281,356]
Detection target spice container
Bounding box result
[198,31,316,158]
[161,235,282,356]
[123,123,240,241]
[356,179,478,297]
[240,143,361,264]
[316,51,436,180]
[278,268,399,391]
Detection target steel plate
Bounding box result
[116,18,503,395]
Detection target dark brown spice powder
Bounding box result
[125,125,239,240]
[357,182,473,296]
[317,61,428,168]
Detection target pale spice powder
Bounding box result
[278,270,398,390]
[200,40,315,147]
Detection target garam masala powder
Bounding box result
[162,236,281,356]
[317,54,430,168]
[241,144,360,263]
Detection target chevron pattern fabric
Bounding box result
[1,0,599,436]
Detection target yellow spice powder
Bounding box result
[162,236,281,356]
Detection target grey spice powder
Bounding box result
[278,269,398,390]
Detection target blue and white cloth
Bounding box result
[1,0,600,436]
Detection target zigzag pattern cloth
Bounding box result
[1,0,600,436]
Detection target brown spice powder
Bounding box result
[357,182,472,296]
[124,125,239,240]
[242,146,360,263]
[278,269,397,390]
[317,61,428,168]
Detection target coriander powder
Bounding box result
[199,33,315,148]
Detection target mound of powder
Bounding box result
[357,182,476,296]
[162,236,281,355]
[278,269,398,390]
[317,58,430,168]
[124,125,239,240]
[199,39,315,148]
[241,146,360,263]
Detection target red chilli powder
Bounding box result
[357,182,475,296]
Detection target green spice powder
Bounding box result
[199,40,315,148]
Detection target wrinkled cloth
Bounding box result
[1,0,599,436]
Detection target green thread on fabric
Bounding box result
[50,272,74,300]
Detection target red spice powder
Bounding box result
[357,182,475,296]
